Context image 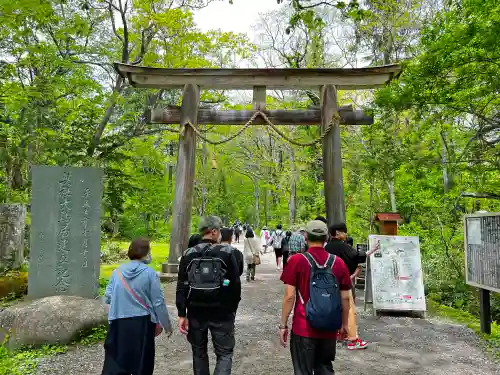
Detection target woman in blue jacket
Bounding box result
[102,238,172,375]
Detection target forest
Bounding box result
[1,0,500,322]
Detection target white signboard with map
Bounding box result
[368,235,426,312]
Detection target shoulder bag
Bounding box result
[116,270,162,337]
[251,240,261,265]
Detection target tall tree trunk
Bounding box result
[369,177,374,232]
[289,148,297,227]
[387,170,397,212]
[254,180,260,228]
[440,131,454,193]
[264,188,269,227]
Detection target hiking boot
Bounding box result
[251,276,255,281]
[347,338,368,350]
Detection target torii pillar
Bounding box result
[162,84,199,274]
[321,85,345,226]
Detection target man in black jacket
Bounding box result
[176,216,244,375]
[325,222,368,350]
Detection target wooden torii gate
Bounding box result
[115,64,401,273]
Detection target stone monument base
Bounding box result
[0,295,108,350]
[162,262,179,274]
[157,273,178,283]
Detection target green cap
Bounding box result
[199,216,223,233]
[305,220,328,236]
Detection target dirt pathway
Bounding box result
[37,244,499,375]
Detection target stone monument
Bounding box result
[28,166,103,299]
[0,204,26,272]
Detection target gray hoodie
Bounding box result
[105,260,172,332]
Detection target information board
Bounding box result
[367,235,426,312]
[464,213,500,293]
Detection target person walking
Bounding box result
[325,223,368,350]
[233,225,241,243]
[260,226,270,254]
[102,238,172,375]
[176,216,244,375]
[188,233,202,248]
[279,220,352,375]
[288,228,307,255]
[268,224,286,270]
[243,228,261,281]
[282,230,293,268]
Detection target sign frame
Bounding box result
[366,235,426,315]
[464,212,500,294]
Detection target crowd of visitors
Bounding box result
[102,215,367,375]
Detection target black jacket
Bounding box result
[176,239,244,318]
[325,239,359,275]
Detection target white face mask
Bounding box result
[142,253,152,264]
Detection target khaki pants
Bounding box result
[347,292,358,341]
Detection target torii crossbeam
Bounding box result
[115,63,401,273]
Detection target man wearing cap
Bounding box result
[325,222,368,350]
[279,220,352,375]
[176,216,243,375]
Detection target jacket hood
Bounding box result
[119,260,149,280]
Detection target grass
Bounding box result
[428,299,500,357]
[99,241,169,278]
[0,240,168,374]
[0,326,107,375]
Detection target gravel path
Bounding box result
[37,244,499,375]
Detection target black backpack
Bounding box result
[186,243,230,307]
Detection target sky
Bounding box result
[193,0,283,100]
[194,0,281,35]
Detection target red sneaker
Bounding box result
[347,338,368,350]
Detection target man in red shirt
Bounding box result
[279,220,352,375]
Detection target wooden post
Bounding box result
[480,288,492,334]
[253,86,266,110]
[321,85,345,225]
[163,84,200,274]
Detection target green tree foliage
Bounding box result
[1,0,500,324]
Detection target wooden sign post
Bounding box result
[464,212,500,335]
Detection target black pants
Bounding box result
[102,315,155,375]
[290,333,336,375]
[187,314,236,375]
[235,233,240,242]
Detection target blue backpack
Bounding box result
[298,253,342,332]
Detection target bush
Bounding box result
[98,277,109,296]
[100,243,127,264]
[0,272,28,299]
